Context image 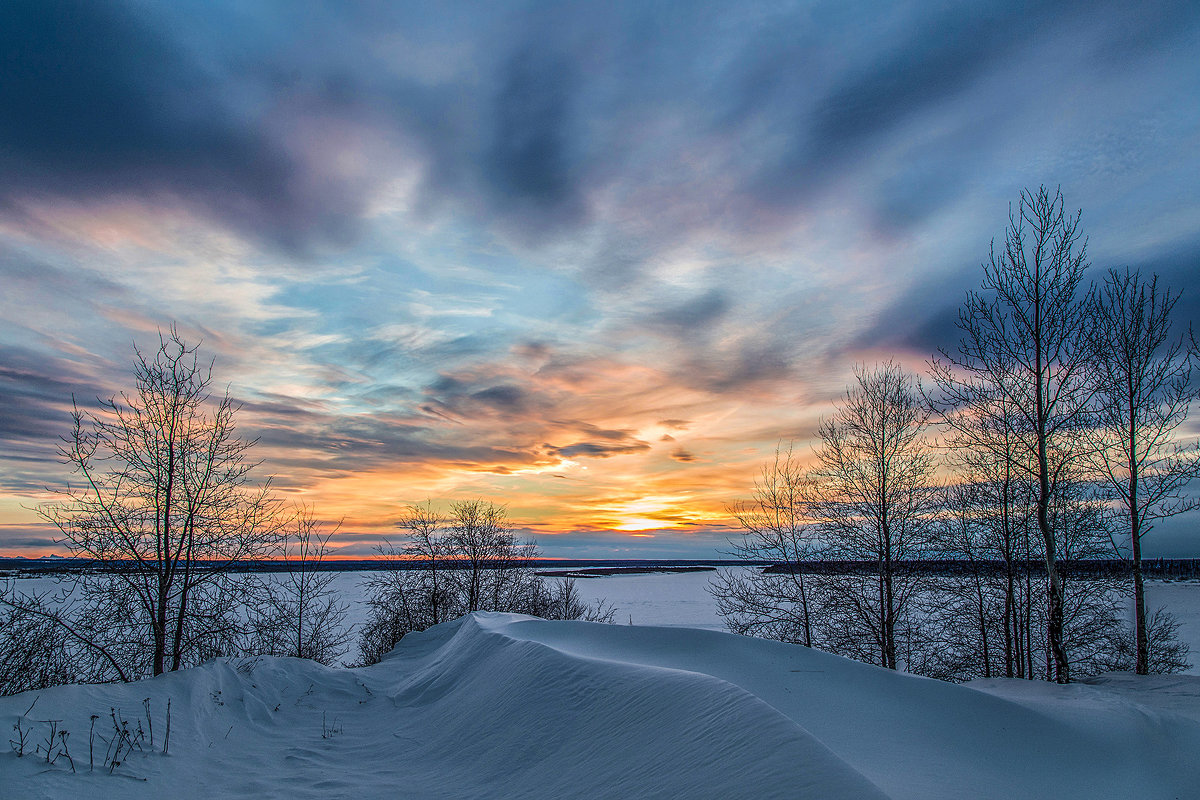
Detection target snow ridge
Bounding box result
[3,613,1200,799]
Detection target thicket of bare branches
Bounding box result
[357,500,615,665]
[810,362,938,670]
[934,391,1045,679]
[714,445,824,646]
[248,507,352,666]
[0,580,112,695]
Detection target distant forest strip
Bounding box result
[762,559,1200,579]
[7,557,1200,579]
[0,558,760,575]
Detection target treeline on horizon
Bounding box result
[8,556,1200,579]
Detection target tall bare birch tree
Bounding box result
[1087,267,1200,674]
[930,186,1094,683]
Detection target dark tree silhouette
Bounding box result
[358,500,614,665]
[249,506,352,665]
[930,186,1094,683]
[713,444,825,646]
[37,328,282,678]
[808,362,937,670]
[1087,267,1200,673]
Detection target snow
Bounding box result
[564,568,730,629]
[1145,581,1200,672]
[4,612,1200,799]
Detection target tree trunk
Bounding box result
[1004,560,1015,678]
[1035,297,1070,684]
[977,575,991,679]
[1040,502,1070,683]
[154,565,169,676]
[1129,400,1148,675]
[797,573,813,648]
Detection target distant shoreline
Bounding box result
[0,557,762,576]
[6,556,1200,579]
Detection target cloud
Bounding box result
[529,527,732,559]
[6,0,1194,265]
[543,424,652,460]
[480,48,587,234]
[0,343,104,481]
[802,4,1034,164]
[645,290,731,335]
[0,528,61,553]
[420,372,551,421]
[545,441,650,459]
[3,0,1200,557]
[0,1,363,253]
[849,270,977,357]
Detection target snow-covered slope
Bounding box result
[3,613,1199,799]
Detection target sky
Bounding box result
[2,0,1199,559]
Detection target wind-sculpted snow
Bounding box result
[3,613,1200,799]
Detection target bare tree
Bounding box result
[357,502,460,664]
[447,500,541,614]
[528,577,617,625]
[1049,468,1127,679]
[929,186,1094,683]
[712,444,825,646]
[1110,607,1192,675]
[809,362,938,670]
[249,506,351,665]
[36,328,283,678]
[1087,267,1200,673]
[1,577,134,691]
[932,480,1009,680]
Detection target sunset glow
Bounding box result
[2,2,1199,558]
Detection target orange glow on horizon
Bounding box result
[0,349,841,558]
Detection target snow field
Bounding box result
[4,612,1200,799]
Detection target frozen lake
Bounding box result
[250,567,734,634]
[9,568,1200,673]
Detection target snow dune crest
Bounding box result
[3,613,1200,799]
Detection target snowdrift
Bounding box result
[3,613,1200,799]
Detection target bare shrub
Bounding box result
[357,500,613,665]
[713,444,826,647]
[248,507,352,665]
